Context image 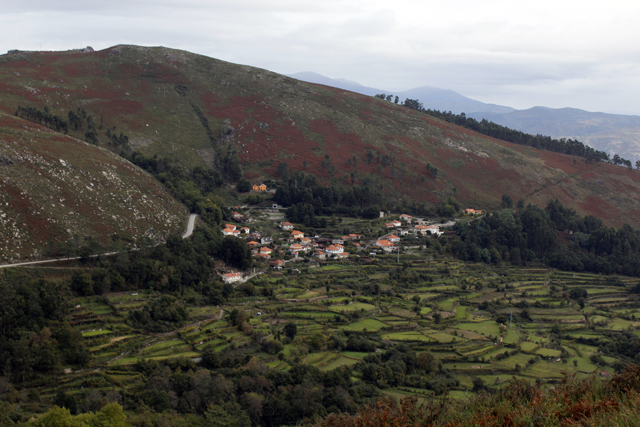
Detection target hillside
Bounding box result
[468,107,640,161]
[0,110,187,263]
[2,45,640,228]
[290,72,640,162]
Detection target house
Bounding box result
[290,230,304,239]
[314,251,327,260]
[260,247,273,256]
[332,238,344,245]
[247,241,260,247]
[349,234,362,240]
[387,234,400,243]
[252,184,267,192]
[465,209,483,215]
[222,226,240,237]
[325,244,344,255]
[400,214,412,222]
[376,240,395,252]
[385,221,402,228]
[300,237,312,246]
[224,224,236,231]
[353,242,362,251]
[256,252,271,260]
[222,272,243,283]
[241,227,250,234]
[270,260,286,270]
[415,225,443,236]
[231,211,244,221]
[337,252,350,260]
[280,221,294,230]
[289,244,306,253]
[260,236,273,245]
[380,211,385,218]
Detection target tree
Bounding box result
[501,194,513,209]
[277,162,290,180]
[394,96,399,104]
[284,322,298,339]
[236,177,251,193]
[217,237,253,270]
[403,98,423,111]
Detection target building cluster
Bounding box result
[219,210,459,281]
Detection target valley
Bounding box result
[2,45,640,426]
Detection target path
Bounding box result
[0,213,197,269]
[182,213,197,238]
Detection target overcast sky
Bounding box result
[3,0,640,114]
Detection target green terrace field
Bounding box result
[16,251,640,408]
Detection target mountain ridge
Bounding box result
[288,72,640,160]
[2,45,640,232]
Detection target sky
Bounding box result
[3,0,640,115]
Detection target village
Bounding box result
[219,191,484,284]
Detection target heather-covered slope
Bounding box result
[1,45,640,228]
[0,110,187,263]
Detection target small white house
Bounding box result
[222,272,243,283]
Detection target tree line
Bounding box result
[373,95,632,166]
[450,198,640,276]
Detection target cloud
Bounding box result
[2,0,640,113]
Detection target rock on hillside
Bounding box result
[0,111,186,263]
[1,46,640,228]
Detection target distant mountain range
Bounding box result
[288,72,640,161]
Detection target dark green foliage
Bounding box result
[452,199,640,275]
[403,98,423,110]
[236,177,251,193]
[127,152,224,226]
[274,170,383,221]
[217,237,253,270]
[0,273,90,382]
[501,194,513,209]
[128,295,188,332]
[284,322,298,339]
[424,108,616,163]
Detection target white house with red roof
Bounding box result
[376,239,395,252]
[400,214,412,222]
[270,260,286,269]
[280,221,295,230]
[222,272,243,283]
[222,225,241,237]
[289,244,307,253]
[414,225,443,236]
[387,234,400,243]
[325,244,344,255]
[259,247,273,256]
[385,220,402,228]
[290,230,304,239]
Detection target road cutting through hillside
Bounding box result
[0,213,198,269]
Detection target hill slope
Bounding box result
[290,72,640,161]
[0,110,186,263]
[1,46,640,229]
[468,107,640,160]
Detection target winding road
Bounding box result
[0,213,197,269]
